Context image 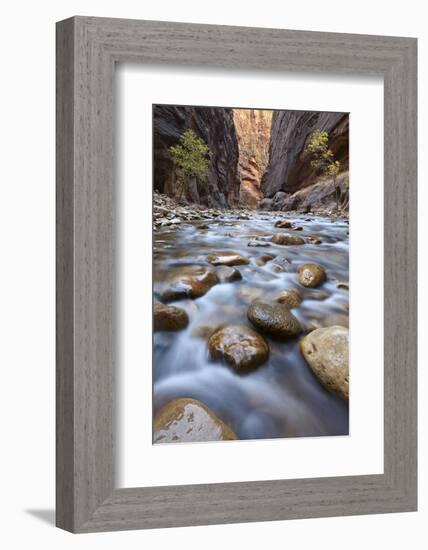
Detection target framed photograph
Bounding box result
[56,16,417,532]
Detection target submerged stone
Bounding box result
[247,240,270,247]
[276,288,303,308]
[269,256,292,273]
[216,265,242,283]
[306,235,322,245]
[256,253,275,266]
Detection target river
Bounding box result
[153,212,349,441]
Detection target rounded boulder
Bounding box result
[208,324,269,373]
[300,326,349,400]
[272,233,305,245]
[153,300,189,331]
[247,300,303,339]
[298,263,327,288]
[153,398,238,443]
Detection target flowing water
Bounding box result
[153,212,349,441]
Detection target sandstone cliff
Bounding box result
[233,109,272,209]
[261,111,349,198]
[153,105,240,208]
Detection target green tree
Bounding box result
[306,129,342,209]
[169,129,210,178]
[169,129,211,202]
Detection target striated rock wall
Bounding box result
[233,109,272,209]
[261,111,349,198]
[153,105,240,208]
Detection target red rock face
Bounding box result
[233,109,272,209]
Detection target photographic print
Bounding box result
[153,105,349,444]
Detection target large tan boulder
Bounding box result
[208,324,269,373]
[207,251,249,266]
[298,263,327,288]
[300,326,349,400]
[153,398,238,443]
[156,265,219,301]
[271,233,305,245]
[153,300,189,331]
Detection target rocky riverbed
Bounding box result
[153,193,349,443]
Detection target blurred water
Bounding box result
[153,213,349,440]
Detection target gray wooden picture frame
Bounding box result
[56,16,417,533]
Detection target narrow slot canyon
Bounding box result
[232,108,272,209]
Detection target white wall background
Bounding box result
[0,1,425,548]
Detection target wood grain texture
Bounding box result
[56,16,417,533]
[56,17,75,532]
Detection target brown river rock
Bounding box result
[297,263,327,288]
[300,326,349,401]
[336,281,349,291]
[271,233,305,245]
[306,289,329,301]
[208,325,269,373]
[207,251,249,266]
[247,300,303,339]
[306,235,322,245]
[153,300,189,331]
[157,265,219,301]
[276,288,303,308]
[274,220,294,229]
[153,398,238,443]
[256,253,275,266]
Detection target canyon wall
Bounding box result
[154,106,349,213]
[233,109,272,209]
[153,105,240,208]
[261,111,349,199]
